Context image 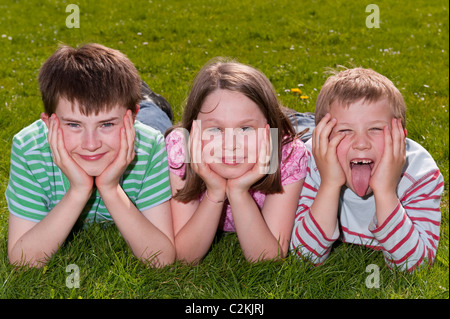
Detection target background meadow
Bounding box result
[0,0,448,299]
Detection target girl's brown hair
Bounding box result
[167,58,301,203]
[38,43,141,115]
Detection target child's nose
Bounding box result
[352,132,371,150]
[223,128,237,151]
[81,130,102,151]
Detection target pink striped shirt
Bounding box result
[290,138,444,272]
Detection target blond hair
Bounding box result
[315,67,406,127]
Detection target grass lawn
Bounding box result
[0,0,448,301]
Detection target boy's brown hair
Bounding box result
[315,67,406,127]
[38,43,141,115]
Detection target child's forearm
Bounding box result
[309,182,342,238]
[373,189,400,226]
[98,185,175,267]
[8,188,90,267]
[227,190,287,261]
[173,197,224,264]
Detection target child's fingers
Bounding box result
[266,125,272,159]
[327,130,346,152]
[48,115,62,164]
[391,118,406,158]
[312,113,329,151]
[189,123,195,165]
[55,126,77,174]
[119,127,128,162]
[383,124,393,160]
[257,126,271,174]
[313,113,336,157]
[190,121,202,165]
[124,111,135,161]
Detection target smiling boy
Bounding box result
[5,44,175,268]
[290,68,444,272]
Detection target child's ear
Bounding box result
[40,112,50,128]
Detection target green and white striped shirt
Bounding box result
[5,119,171,224]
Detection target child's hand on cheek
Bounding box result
[369,118,406,196]
[95,110,136,193]
[313,113,346,188]
[47,114,94,195]
[226,125,271,196]
[190,120,227,202]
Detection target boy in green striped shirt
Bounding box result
[5,44,175,268]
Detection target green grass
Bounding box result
[0,0,448,300]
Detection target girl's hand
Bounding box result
[226,125,271,196]
[96,110,136,193]
[369,118,406,196]
[47,114,94,195]
[312,113,346,188]
[190,120,227,201]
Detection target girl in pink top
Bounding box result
[165,58,308,263]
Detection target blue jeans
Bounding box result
[288,111,315,142]
[136,100,172,134]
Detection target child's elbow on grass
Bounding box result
[8,252,49,269]
[140,249,176,268]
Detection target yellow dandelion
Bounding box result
[290,88,302,94]
[300,95,309,99]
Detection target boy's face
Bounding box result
[45,98,129,176]
[328,98,395,196]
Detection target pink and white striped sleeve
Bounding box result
[369,170,444,272]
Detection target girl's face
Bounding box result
[196,89,268,179]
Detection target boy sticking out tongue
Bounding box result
[291,68,444,272]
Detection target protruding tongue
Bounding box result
[351,164,371,197]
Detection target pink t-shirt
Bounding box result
[166,129,308,232]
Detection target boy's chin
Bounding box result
[79,165,107,177]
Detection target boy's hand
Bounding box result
[95,110,136,192]
[190,120,227,202]
[312,113,346,188]
[47,114,94,195]
[369,118,406,196]
[226,125,271,196]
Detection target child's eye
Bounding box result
[338,129,352,134]
[205,127,222,134]
[66,123,80,129]
[369,127,383,132]
[101,122,114,128]
[235,126,254,134]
